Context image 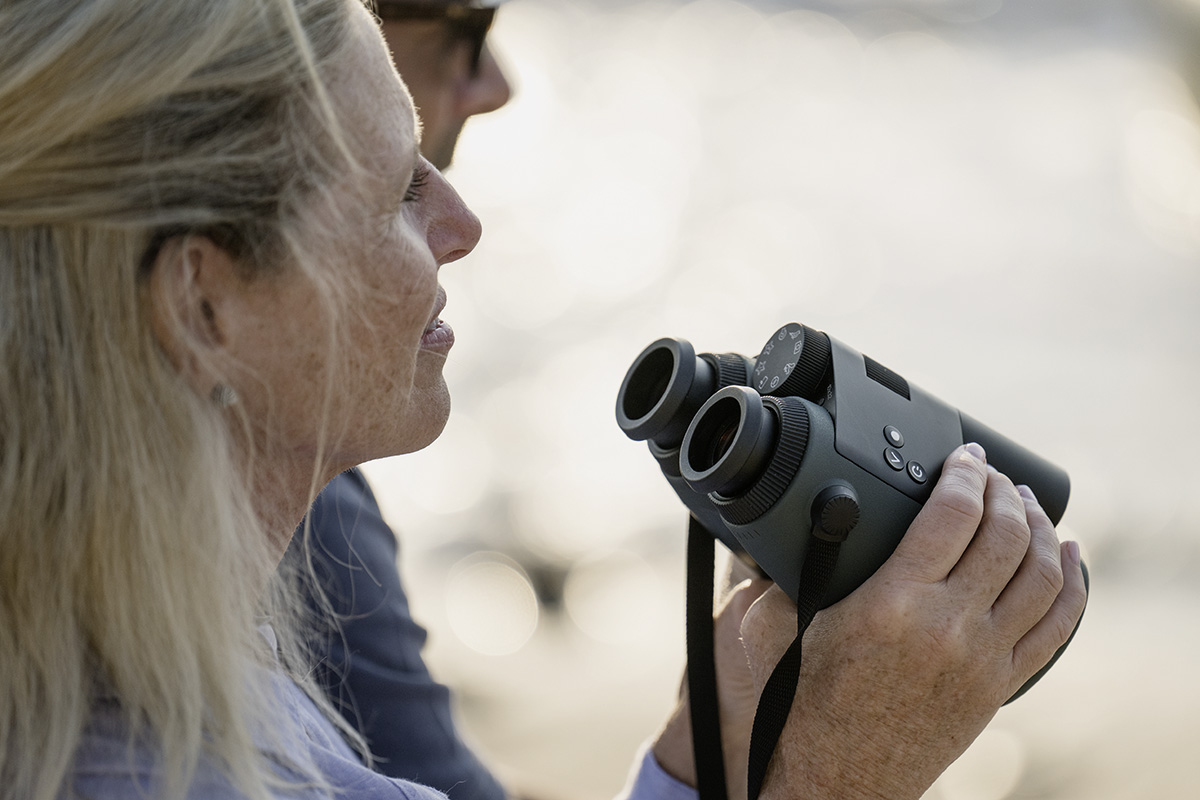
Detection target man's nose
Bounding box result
[460,43,511,118]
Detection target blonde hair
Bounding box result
[0,1,371,798]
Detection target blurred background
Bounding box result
[362,0,1200,798]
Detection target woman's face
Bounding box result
[231,3,481,471]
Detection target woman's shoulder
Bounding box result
[67,700,254,799]
[68,688,448,800]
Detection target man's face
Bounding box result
[380,5,511,170]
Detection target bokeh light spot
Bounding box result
[564,550,672,645]
[446,554,540,656]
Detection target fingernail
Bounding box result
[965,442,986,463]
[1066,541,1081,565]
[1017,484,1036,502]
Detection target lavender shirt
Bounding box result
[68,662,695,800]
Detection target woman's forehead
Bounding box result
[335,4,419,179]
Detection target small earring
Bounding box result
[210,383,239,408]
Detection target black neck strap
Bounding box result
[685,516,842,800]
[686,516,728,800]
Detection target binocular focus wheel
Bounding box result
[710,351,753,391]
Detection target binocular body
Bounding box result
[617,323,1072,608]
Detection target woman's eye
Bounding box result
[403,164,431,203]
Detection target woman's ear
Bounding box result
[146,235,240,397]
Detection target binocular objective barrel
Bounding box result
[960,412,1070,526]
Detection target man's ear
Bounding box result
[146,235,240,396]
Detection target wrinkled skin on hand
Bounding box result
[654,574,774,800]
[739,443,1089,800]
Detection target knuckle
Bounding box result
[739,586,792,654]
[1046,606,1077,648]
[990,497,1032,543]
[1040,577,1087,650]
[863,583,973,662]
[914,612,974,667]
[987,466,1014,488]
[931,479,985,528]
[853,579,916,643]
[1024,494,1052,526]
[1031,549,1065,600]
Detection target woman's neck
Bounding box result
[249,452,343,565]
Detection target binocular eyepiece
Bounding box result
[681,387,778,497]
[616,338,756,453]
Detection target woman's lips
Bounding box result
[421,288,453,350]
[420,317,454,349]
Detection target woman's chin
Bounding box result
[400,416,450,455]
[387,384,451,457]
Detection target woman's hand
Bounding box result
[740,443,1088,800]
[652,575,772,800]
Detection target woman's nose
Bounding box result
[426,166,481,266]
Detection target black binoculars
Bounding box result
[619,321,1089,748]
[617,323,1084,697]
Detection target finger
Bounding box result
[716,550,766,605]
[946,467,1032,603]
[715,578,772,652]
[717,577,773,625]
[990,488,1064,640]
[887,443,989,584]
[714,579,773,714]
[1009,541,1088,689]
[740,584,797,691]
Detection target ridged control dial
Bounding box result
[751,322,832,400]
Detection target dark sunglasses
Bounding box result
[375,2,497,75]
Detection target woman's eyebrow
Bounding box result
[400,119,421,178]
[400,139,421,185]
[380,139,423,212]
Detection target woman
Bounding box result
[0,1,1087,799]
[0,0,472,796]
